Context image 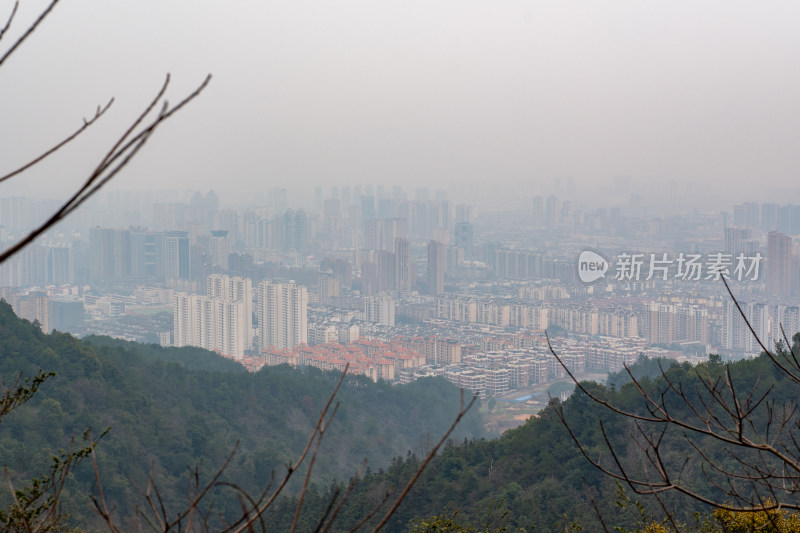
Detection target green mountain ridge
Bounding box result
[0,301,486,529]
[263,336,800,532]
[4,296,799,532]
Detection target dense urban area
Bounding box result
[2,184,798,412]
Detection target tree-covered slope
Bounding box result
[0,301,485,528]
[274,342,800,532]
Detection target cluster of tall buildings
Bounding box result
[724,227,799,299]
[90,228,191,282]
[727,202,800,235]
[173,274,308,359]
[359,237,414,295]
[0,243,73,287]
[723,300,800,353]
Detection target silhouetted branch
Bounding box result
[0,72,212,266]
[0,98,115,185]
[0,0,59,68]
[0,1,19,43]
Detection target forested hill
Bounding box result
[263,336,800,532]
[0,301,486,529]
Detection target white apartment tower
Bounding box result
[724,300,770,354]
[207,274,254,350]
[257,281,308,350]
[364,293,396,326]
[173,292,247,359]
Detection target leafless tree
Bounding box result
[0,0,211,265]
[1,3,480,531]
[1,0,209,529]
[549,277,800,528]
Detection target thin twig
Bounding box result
[0,0,59,68]
[0,1,19,42]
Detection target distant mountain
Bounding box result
[0,301,486,529]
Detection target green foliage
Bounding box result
[411,500,522,533]
[0,301,485,528]
[0,370,55,421]
[600,489,800,533]
[280,336,800,532]
[0,432,94,531]
[709,503,800,532]
[4,294,798,531]
[0,368,88,531]
[611,482,672,533]
[606,354,682,390]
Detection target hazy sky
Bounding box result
[2,1,799,207]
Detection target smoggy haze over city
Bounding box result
[2,1,800,209]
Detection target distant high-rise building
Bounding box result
[427,240,446,296]
[761,203,779,232]
[724,300,769,353]
[377,250,396,292]
[456,204,475,224]
[89,227,131,280]
[545,196,560,228]
[776,204,800,235]
[364,293,395,326]
[45,244,73,285]
[378,198,395,220]
[257,281,308,350]
[360,259,379,296]
[207,274,253,350]
[395,237,412,291]
[268,188,287,215]
[724,226,757,257]
[1,243,74,287]
[454,222,474,258]
[208,230,231,271]
[732,202,759,230]
[320,257,353,288]
[164,231,191,280]
[281,209,309,252]
[130,231,150,279]
[363,219,382,250]
[767,231,792,297]
[323,198,341,218]
[318,273,341,306]
[360,195,375,221]
[174,292,247,358]
[49,296,84,332]
[7,291,49,332]
[382,218,407,251]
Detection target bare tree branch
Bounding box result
[0,1,20,43]
[549,279,800,520]
[0,0,59,68]
[0,98,114,185]
[0,72,212,265]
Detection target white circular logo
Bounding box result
[577,250,609,283]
